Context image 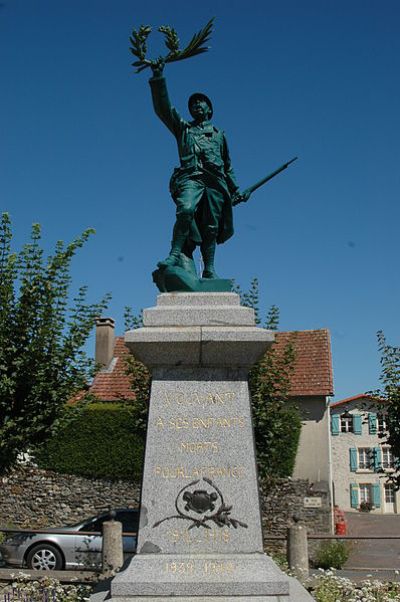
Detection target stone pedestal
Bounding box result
[99,293,313,601]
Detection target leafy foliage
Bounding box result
[371,330,400,487]
[129,18,214,73]
[311,570,400,602]
[36,403,144,480]
[3,572,91,602]
[123,308,150,436]
[158,26,180,57]
[124,305,143,330]
[265,304,280,331]
[0,213,110,474]
[249,333,301,478]
[129,25,152,66]
[313,541,350,570]
[236,279,301,479]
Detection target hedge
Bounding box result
[35,403,145,480]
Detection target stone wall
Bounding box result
[0,467,140,528]
[261,478,331,536]
[0,468,331,537]
[260,477,332,557]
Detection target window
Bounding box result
[82,517,107,532]
[359,484,371,504]
[340,414,354,433]
[377,414,387,434]
[358,447,373,470]
[115,510,139,532]
[382,447,394,470]
[384,483,395,504]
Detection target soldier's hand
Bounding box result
[151,57,165,78]
[232,190,251,206]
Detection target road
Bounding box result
[344,512,400,569]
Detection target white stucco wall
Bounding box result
[293,396,332,486]
[330,399,399,514]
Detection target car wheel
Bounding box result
[26,543,64,570]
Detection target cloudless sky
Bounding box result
[1,0,399,401]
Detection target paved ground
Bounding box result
[343,511,400,569]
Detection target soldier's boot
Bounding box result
[201,239,219,279]
[157,220,190,269]
[182,238,196,260]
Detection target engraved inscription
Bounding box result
[180,441,219,453]
[154,465,245,479]
[204,560,235,574]
[165,561,195,574]
[164,560,236,575]
[156,415,246,430]
[163,389,236,408]
[169,527,230,545]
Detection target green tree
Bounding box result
[373,331,400,487]
[0,213,110,473]
[123,307,150,436]
[237,279,301,478]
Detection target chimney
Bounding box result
[95,317,115,368]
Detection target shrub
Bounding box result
[359,501,373,512]
[314,541,350,570]
[311,570,400,602]
[3,572,91,602]
[35,403,144,480]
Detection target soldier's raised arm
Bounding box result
[148,60,183,136]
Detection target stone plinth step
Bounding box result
[111,554,289,598]
[157,293,240,307]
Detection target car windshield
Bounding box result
[63,515,99,528]
[63,509,139,531]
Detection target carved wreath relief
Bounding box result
[153,477,248,530]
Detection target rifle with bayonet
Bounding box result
[232,156,298,206]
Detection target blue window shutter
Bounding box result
[350,483,359,508]
[368,413,377,434]
[331,414,340,435]
[374,447,382,471]
[372,484,381,508]
[354,414,362,435]
[349,448,357,472]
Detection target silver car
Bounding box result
[0,508,138,570]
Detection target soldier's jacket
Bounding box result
[149,75,239,244]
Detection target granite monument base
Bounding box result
[94,293,313,601]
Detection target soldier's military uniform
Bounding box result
[149,74,239,277]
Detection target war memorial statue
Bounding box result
[130,19,296,293]
[97,20,313,602]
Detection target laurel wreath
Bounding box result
[152,477,248,531]
[129,18,214,74]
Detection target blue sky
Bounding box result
[1,0,399,401]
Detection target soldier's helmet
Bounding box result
[188,92,213,119]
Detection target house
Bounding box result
[330,394,398,514]
[91,319,334,495]
[275,330,333,490]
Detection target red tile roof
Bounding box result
[89,328,333,401]
[331,393,384,408]
[90,337,136,401]
[273,329,334,397]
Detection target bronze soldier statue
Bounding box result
[130,21,296,291]
[149,59,249,280]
